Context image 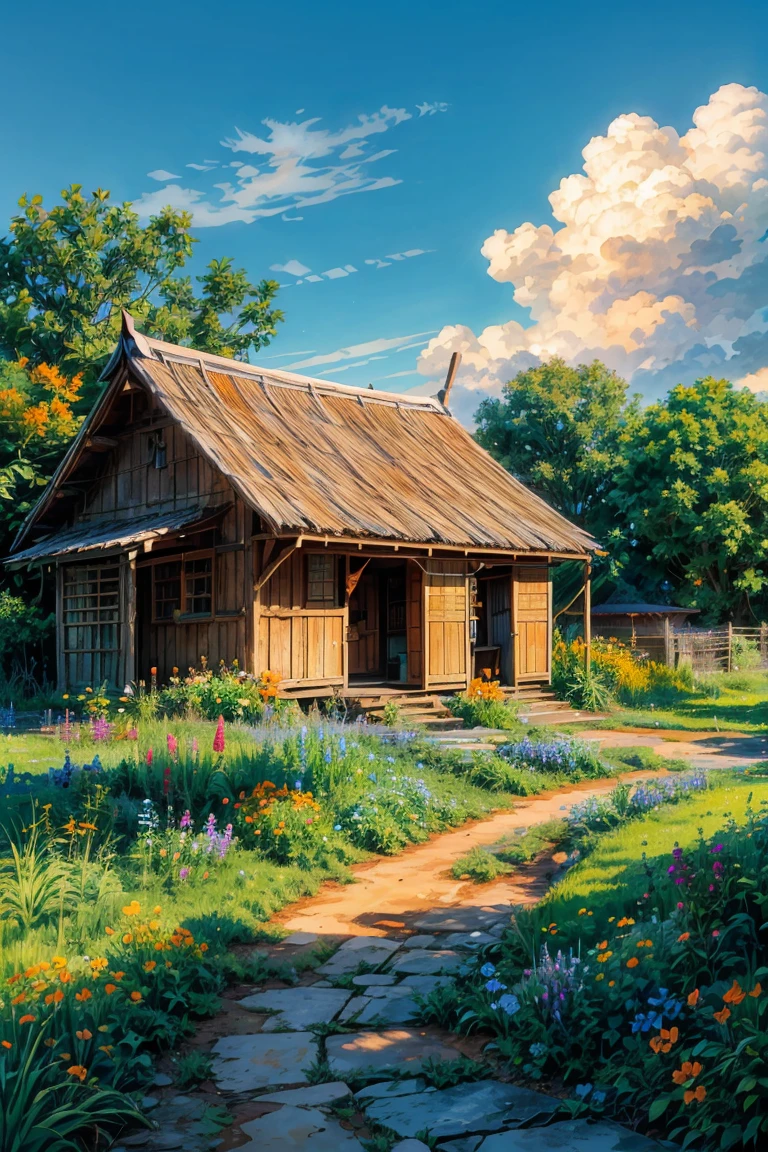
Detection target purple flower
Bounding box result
[179,867,190,881]
[180,810,192,830]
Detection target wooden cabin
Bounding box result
[591,602,701,663]
[8,314,594,697]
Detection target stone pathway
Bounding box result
[110,766,681,1152]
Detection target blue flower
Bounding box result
[574,1083,593,1100]
[480,963,496,978]
[485,978,507,993]
[334,824,342,831]
[497,993,520,1016]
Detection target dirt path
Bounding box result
[276,770,655,939]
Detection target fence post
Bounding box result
[583,560,592,674]
[727,621,733,672]
[761,622,768,668]
[664,616,673,666]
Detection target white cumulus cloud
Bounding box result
[417,83,768,422]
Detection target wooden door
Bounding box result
[512,565,551,683]
[406,560,423,685]
[424,561,469,689]
[348,571,380,676]
[487,576,513,684]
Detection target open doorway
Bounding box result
[347,558,411,686]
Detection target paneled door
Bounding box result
[347,570,380,676]
[424,560,469,689]
[512,565,551,683]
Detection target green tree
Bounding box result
[0,186,283,396]
[610,376,768,621]
[474,357,636,530]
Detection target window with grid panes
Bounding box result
[62,564,121,685]
[306,554,337,607]
[152,552,213,621]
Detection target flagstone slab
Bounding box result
[238,1105,360,1149]
[258,1082,352,1107]
[212,1032,317,1092]
[317,935,400,975]
[479,1119,665,1150]
[404,934,436,948]
[355,1078,428,1101]
[441,931,497,949]
[412,909,506,933]
[352,973,397,988]
[238,986,351,1031]
[282,931,319,947]
[326,1029,459,1077]
[388,949,464,976]
[437,1139,483,1152]
[400,974,452,995]
[347,991,421,1025]
[362,1079,558,1140]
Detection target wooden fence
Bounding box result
[591,622,768,673]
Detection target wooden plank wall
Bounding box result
[59,417,251,685]
[512,565,551,682]
[256,551,344,684]
[406,560,423,685]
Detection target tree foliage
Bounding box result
[474,357,635,529]
[0,358,85,545]
[608,376,768,622]
[0,186,284,394]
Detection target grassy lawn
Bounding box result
[542,771,768,920]
[595,669,768,734]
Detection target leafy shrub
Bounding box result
[447,678,520,729]
[553,632,694,710]
[464,753,546,795]
[731,635,761,670]
[451,846,512,883]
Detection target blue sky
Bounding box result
[1,0,767,421]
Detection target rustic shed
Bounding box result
[8,314,594,695]
[591,602,700,663]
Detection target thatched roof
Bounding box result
[12,314,594,557]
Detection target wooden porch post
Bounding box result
[55,563,65,691]
[583,559,592,673]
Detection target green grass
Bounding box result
[541,773,768,921]
[596,669,768,734]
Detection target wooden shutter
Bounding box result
[424,561,469,689]
[512,565,551,683]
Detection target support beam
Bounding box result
[254,538,302,593]
[583,559,592,673]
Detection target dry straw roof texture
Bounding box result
[14,316,595,556]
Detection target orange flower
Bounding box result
[1,1041,11,1049]
[713,1006,731,1024]
[677,932,690,942]
[598,940,608,950]
[76,1029,92,1041]
[626,957,639,968]
[67,1065,88,1082]
[19,1015,35,1025]
[749,982,762,998]
[129,991,143,1003]
[200,943,209,953]
[687,989,700,1007]
[111,971,125,981]
[143,961,157,972]
[672,1061,702,1085]
[10,993,26,1006]
[122,934,133,945]
[75,988,92,1002]
[105,927,115,936]
[723,980,746,1005]
[59,970,72,984]
[684,1085,706,1105]
[44,990,64,1006]
[104,984,117,996]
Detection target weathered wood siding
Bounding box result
[58,417,251,686]
[256,550,344,684]
[348,571,380,676]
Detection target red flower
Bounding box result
[146,748,153,767]
[213,715,225,754]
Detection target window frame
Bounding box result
[305,553,338,609]
[149,548,215,623]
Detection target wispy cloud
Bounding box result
[416,101,449,117]
[288,331,437,371]
[132,103,448,227]
[147,169,181,181]
[270,259,312,276]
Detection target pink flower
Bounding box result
[146,748,153,766]
[712,930,720,938]
[192,738,199,756]
[167,733,178,756]
[213,715,225,754]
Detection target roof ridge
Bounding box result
[136,333,446,412]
